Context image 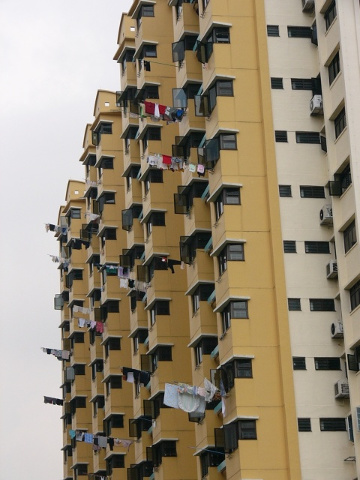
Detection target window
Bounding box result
[293,357,306,370]
[350,280,360,311]
[238,420,257,439]
[328,52,340,85]
[106,455,125,475]
[133,329,148,352]
[144,169,163,194]
[104,338,121,358]
[287,26,312,38]
[218,243,244,275]
[221,301,248,333]
[151,346,173,371]
[334,107,346,139]
[143,127,161,151]
[338,164,352,193]
[314,357,341,370]
[70,396,86,414]
[288,298,301,311]
[310,299,335,311]
[98,192,115,214]
[279,185,292,197]
[267,25,279,37]
[305,241,330,254]
[91,360,103,380]
[136,4,154,30]
[150,300,170,326]
[215,80,233,97]
[296,132,320,144]
[271,77,283,89]
[214,188,240,220]
[208,27,230,44]
[200,449,225,478]
[92,122,112,146]
[192,284,214,314]
[344,221,356,253]
[194,337,218,366]
[71,332,84,345]
[146,212,166,236]
[74,464,88,477]
[291,78,313,90]
[106,376,123,395]
[73,364,86,375]
[219,133,237,150]
[324,1,337,31]
[275,131,287,142]
[233,358,253,378]
[298,418,311,432]
[320,418,346,431]
[104,415,124,436]
[147,440,177,467]
[283,241,296,253]
[300,186,325,198]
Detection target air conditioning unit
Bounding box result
[320,204,333,225]
[310,95,323,115]
[334,379,349,399]
[331,321,343,339]
[326,259,338,279]
[302,0,315,11]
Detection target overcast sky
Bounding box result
[0,0,132,477]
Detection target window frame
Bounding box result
[344,221,356,254]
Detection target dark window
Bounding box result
[338,164,352,192]
[216,80,233,96]
[300,186,325,198]
[150,300,170,325]
[92,122,112,146]
[105,338,121,358]
[287,26,312,38]
[218,244,244,275]
[192,284,214,313]
[314,357,341,370]
[275,131,287,142]
[334,107,346,139]
[310,299,335,311]
[147,440,177,467]
[194,337,218,365]
[219,133,237,150]
[324,1,337,31]
[328,52,340,85]
[344,221,356,253]
[283,241,296,253]
[296,132,320,144]
[98,156,114,169]
[238,420,257,439]
[293,357,306,370]
[305,241,330,254]
[145,169,163,194]
[74,464,88,476]
[291,78,313,90]
[298,418,312,432]
[136,4,154,30]
[221,301,248,332]
[106,455,125,475]
[200,449,225,478]
[72,332,84,344]
[105,415,124,436]
[146,212,166,236]
[288,298,301,311]
[214,188,240,220]
[267,25,279,37]
[271,77,283,89]
[106,376,123,395]
[279,185,292,197]
[73,364,86,375]
[320,418,346,431]
[143,127,161,151]
[350,280,360,311]
[233,359,253,378]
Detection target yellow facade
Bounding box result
[52,1,305,479]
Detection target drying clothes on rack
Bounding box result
[45,223,68,234]
[164,378,219,414]
[142,100,185,123]
[69,238,90,249]
[117,266,130,278]
[70,430,134,451]
[84,212,100,221]
[122,367,151,386]
[44,396,63,406]
[77,318,97,329]
[85,179,98,187]
[146,154,185,171]
[41,347,70,360]
[73,306,91,315]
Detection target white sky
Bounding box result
[0,0,132,477]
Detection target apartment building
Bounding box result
[51,0,360,479]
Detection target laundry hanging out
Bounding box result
[45,223,68,234]
[44,396,63,406]
[122,367,151,387]
[163,378,220,415]
[41,347,70,360]
[69,429,133,452]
